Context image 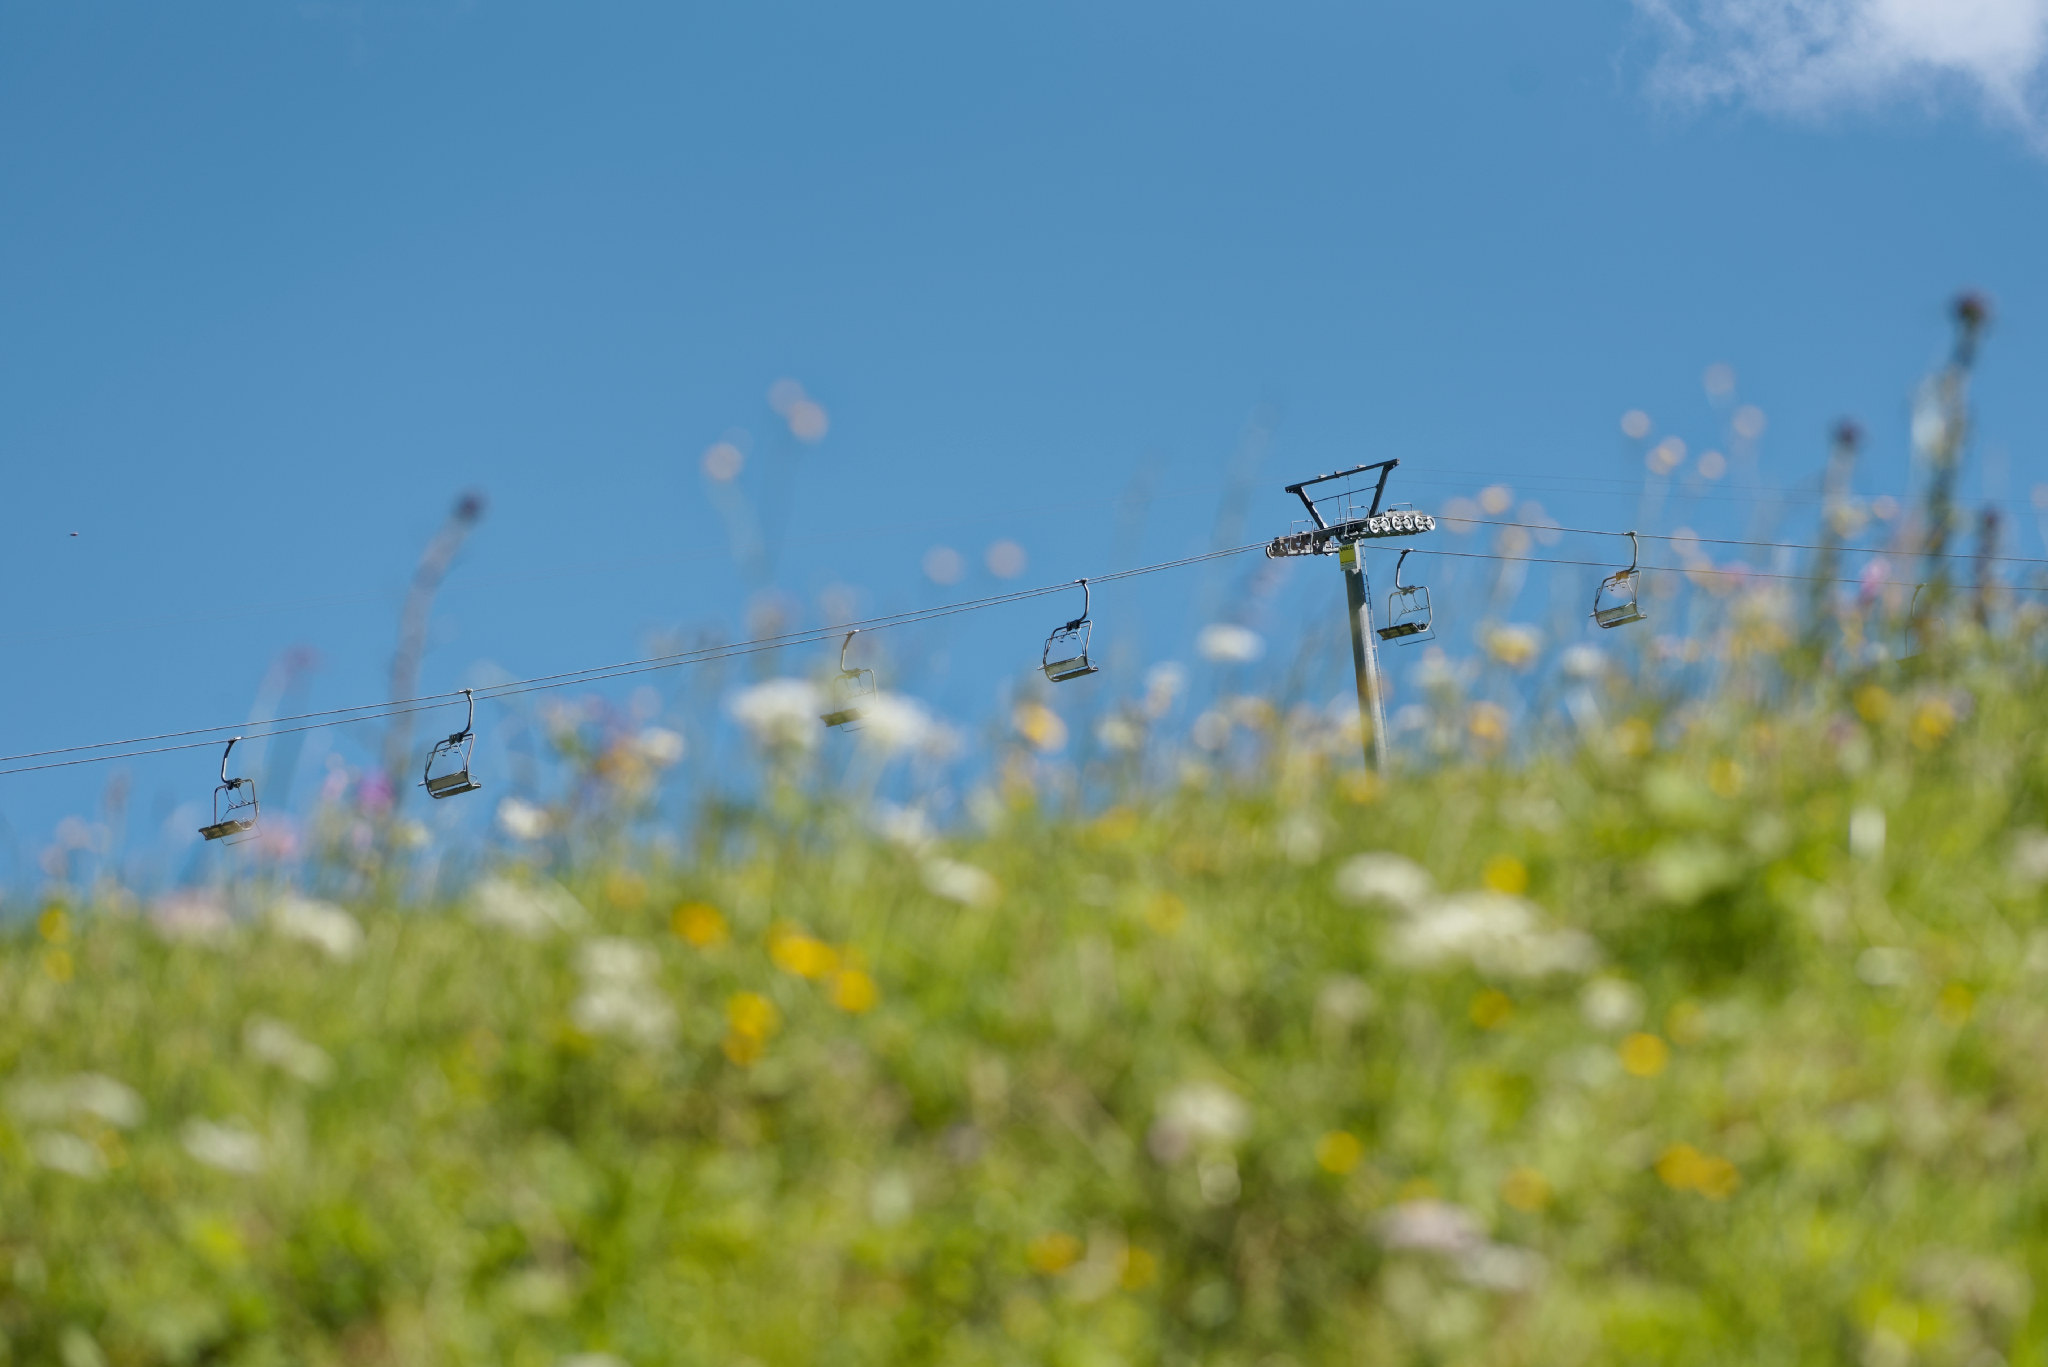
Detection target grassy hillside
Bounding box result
[8,626,2048,1365]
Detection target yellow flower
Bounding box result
[1500,1166,1551,1212]
[42,949,74,984]
[1315,1130,1363,1175]
[671,902,729,948]
[1119,1246,1158,1291]
[1853,685,1893,723]
[769,928,839,980]
[1614,718,1654,758]
[37,906,68,944]
[602,872,648,910]
[830,968,879,1014]
[1707,758,1744,798]
[1911,698,1956,749]
[1657,1143,1739,1200]
[1469,989,1513,1030]
[723,992,779,1064]
[1144,892,1187,935]
[1012,702,1068,753]
[1026,1231,1083,1275]
[1620,1032,1669,1078]
[1468,703,1509,745]
[1481,854,1528,895]
[1339,771,1383,804]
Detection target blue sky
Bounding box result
[3,0,2046,878]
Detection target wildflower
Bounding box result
[1379,1200,1482,1253]
[572,938,675,1048]
[496,798,552,841]
[1468,702,1510,744]
[1148,1082,1250,1164]
[1145,891,1187,933]
[1560,645,1606,679]
[860,694,956,756]
[985,540,1027,578]
[1191,710,1232,751]
[1315,1130,1363,1174]
[1500,1167,1550,1212]
[1580,977,1645,1032]
[922,858,999,908]
[2007,828,2048,884]
[1096,714,1144,752]
[8,1073,145,1129]
[41,949,73,983]
[1197,624,1264,664]
[31,1132,105,1180]
[723,991,780,1065]
[1469,989,1513,1029]
[1656,1143,1739,1199]
[1484,624,1542,669]
[872,803,937,853]
[1849,806,1886,860]
[1481,854,1528,895]
[1619,1033,1669,1078]
[1142,662,1186,718]
[830,968,879,1013]
[701,440,744,481]
[769,928,839,980]
[1332,852,1435,913]
[1910,697,1956,749]
[1027,1232,1084,1275]
[37,906,67,942]
[729,678,824,750]
[151,890,232,942]
[671,902,729,948]
[1120,1246,1159,1290]
[636,727,685,765]
[1012,702,1067,753]
[1391,892,1599,979]
[470,877,587,937]
[244,1017,334,1085]
[268,895,363,961]
[182,1119,265,1174]
[1853,684,1893,722]
[1858,946,1915,987]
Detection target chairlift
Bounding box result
[1375,549,1433,644]
[198,736,259,844]
[422,688,482,799]
[821,630,876,730]
[1592,531,1648,629]
[1042,579,1100,683]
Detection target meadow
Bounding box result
[8,596,2048,1365]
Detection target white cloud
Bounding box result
[1637,0,2048,139]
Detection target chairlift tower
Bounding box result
[1267,460,1436,773]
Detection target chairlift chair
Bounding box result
[422,688,482,798]
[821,630,877,730]
[1375,549,1433,644]
[1042,579,1100,683]
[1592,531,1648,629]
[198,736,259,843]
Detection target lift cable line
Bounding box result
[0,543,1265,780]
[1439,516,2048,572]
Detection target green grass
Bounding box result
[9,638,2048,1365]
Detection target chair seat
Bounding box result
[1377,621,1427,640]
[821,707,863,728]
[1044,657,1097,682]
[200,818,255,842]
[425,773,481,798]
[1594,603,1646,628]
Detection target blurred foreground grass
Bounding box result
[10,640,2048,1366]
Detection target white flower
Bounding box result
[1143,662,1186,718]
[1560,645,1608,679]
[269,895,363,961]
[31,1132,105,1180]
[8,1073,145,1129]
[1197,624,1264,664]
[922,858,999,908]
[1148,1082,1250,1163]
[1391,892,1599,978]
[470,877,587,938]
[730,678,824,749]
[872,803,937,853]
[1380,1200,1483,1253]
[857,694,955,757]
[1333,853,1436,914]
[151,890,232,942]
[1191,710,1233,751]
[1096,715,1145,752]
[1579,977,1646,1032]
[1850,805,1887,860]
[571,937,675,1047]
[636,727,686,766]
[1858,946,1915,988]
[244,1016,334,1085]
[497,798,552,841]
[2009,828,2048,885]
[183,1119,265,1174]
